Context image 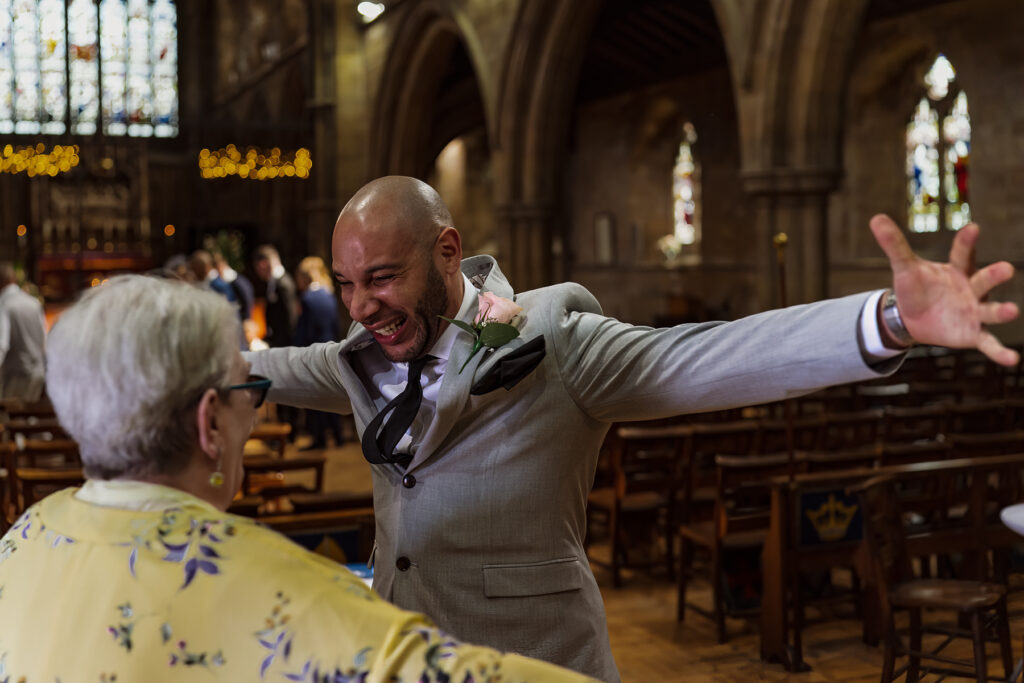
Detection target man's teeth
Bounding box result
[376,319,403,336]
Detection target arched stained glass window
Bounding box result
[907,54,970,233]
[672,122,700,246]
[0,0,177,137]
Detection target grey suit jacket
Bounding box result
[248,255,895,682]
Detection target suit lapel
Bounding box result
[333,326,379,435]
[407,259,515,470]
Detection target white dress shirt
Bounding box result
[357,273,476,457]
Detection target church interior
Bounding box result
[3,0,1024,680]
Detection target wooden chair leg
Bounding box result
[676,536,690,622]
[881,611,897,683]
[907,608,922,683]
[664,511,675,582]
[997,598,1014,680]
[971,611,988,683]
[712,547,726,643]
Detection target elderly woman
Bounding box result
[0,275,593,681]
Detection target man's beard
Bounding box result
[384,263,448,363]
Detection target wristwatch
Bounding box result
[881,290,915,347]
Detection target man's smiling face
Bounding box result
[332,210,451,363]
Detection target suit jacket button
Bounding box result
[396,556,411,571]
[402,474,416,489]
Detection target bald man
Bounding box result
[248,176,1018,681]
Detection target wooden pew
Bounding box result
[759,452,1024,672]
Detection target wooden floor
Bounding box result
[271,430,1024,683]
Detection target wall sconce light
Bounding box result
[357,2,385,24]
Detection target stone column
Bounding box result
[743,167,839,309]
[493,202,562,291]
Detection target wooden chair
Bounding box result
[948,431,1024,459]
[882,404,949,446]
[677,451,802,642]
[818,408,884,451]
[242,453,326,498]
[586,423,685,587]
[17,467,85,508]
[805,443,881,473]
[678,419,761,525]
[854,476,1018,682]
[247,421,293,458]
[5,438,80,518]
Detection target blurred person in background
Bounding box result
[294,256,344,448]
[0,274,596,682]
[253,244,299,428]
[0,261,46,401]
[213,249,255,326]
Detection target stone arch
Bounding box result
[369,2,494,179]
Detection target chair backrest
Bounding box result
[949,430,1024,459]
[882,404,949,445]
[680,420,760,518]
[714,452,804,536]
[819,408,884,451]
[17,467,85,508]
[611,424,687,501]
[854,476,915,597]
[881,439,953,467]
[756,415,823,454]
[805,444,881,473]
[947,400,1013,435]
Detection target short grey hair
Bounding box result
[46,275,239,479]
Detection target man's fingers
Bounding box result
[969,261,1015,298]
[979,300,1021,325]
[977,331,1021,367]
[948,223,979,274]
[869,214,916,272]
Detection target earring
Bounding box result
[209,446,225,488]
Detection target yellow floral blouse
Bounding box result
[0,482,596,682]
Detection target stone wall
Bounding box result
[829,0,1024,341]
[566,67,758,324]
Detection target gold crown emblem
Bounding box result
[806,494,858,542]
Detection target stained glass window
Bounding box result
[0,0,177,138]
[906,54,970,233]
[673,122,699,246]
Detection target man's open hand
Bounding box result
[870,214,1020,366]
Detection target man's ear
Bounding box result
[194,388,222,462]
[436,227,462,274]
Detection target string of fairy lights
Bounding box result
[6,143,312,244]
[0,143,313,180]
[198,145,312,180]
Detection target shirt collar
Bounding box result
[426,273,475,363]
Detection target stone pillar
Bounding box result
[493,203,560,291]
[743,167,839,309]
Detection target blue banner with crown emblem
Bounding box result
[797,489,863,546]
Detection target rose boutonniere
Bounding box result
[440,292,524,373]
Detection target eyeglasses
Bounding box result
[226,374,272,408]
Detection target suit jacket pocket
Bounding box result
[481,556,584,598]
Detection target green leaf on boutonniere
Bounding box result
[439,316,477,337]
[479,322,520,347]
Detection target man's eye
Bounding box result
[372,275,395,285]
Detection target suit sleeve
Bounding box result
[547,285,898,423]
[244,343,353,414]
